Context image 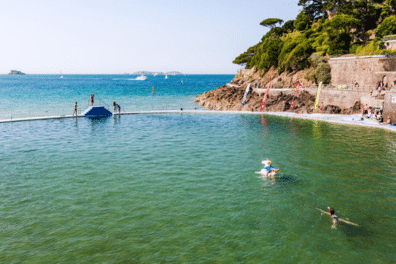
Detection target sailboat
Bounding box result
[60,71,64,79]
[165,75,168,79]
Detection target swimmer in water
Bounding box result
[317,207,358,229]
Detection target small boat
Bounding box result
[135,75,148,81]
[165,75,168,79]
[60,71,63,79]
[180,80,183,85]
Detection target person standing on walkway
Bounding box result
[73,102,78,116]
[90,94,95,106]
[113,101,121,113]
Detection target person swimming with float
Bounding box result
[317,207,358,229]
[260,159,280,177]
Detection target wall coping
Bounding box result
[330,55,387,60]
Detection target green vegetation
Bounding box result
[305,53,331,83]
[233,0,396,84]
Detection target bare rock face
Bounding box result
[195,70,362,114]
[195,85,318,113]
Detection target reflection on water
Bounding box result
[88,116,110,134]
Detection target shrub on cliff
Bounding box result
[278,38,314,73]
[377,15,396,38]
[305,53,331,84]
[354,40,383,55]
[257,38,283,71]
[315,62,331,83]
[294,11,310,31]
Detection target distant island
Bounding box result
[8,70,26,75]
[132,71,182,75]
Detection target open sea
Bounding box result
[0,75,395,263]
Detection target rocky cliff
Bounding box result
[195,69,363,114]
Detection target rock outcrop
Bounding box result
[195,69,364,115]
[8,70,26,75]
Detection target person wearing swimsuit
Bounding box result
[317,207,358,229]
[73,102,78,116]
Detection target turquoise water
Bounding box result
[0,74,232,119]
[1,75,395,263]
[1,114,395,263]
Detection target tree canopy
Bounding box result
[233,0,396,81]
[260,18,284,29]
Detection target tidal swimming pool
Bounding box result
[1,114,395,263]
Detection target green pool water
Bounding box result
[0,114,395,263]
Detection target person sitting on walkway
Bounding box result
[317,207,359,229]
[377,113,384,123]
[362,104,370,118]
[367,108,372,119]
[380,116,391,125]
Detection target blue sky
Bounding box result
[0,0,300,74]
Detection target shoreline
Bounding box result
[1,110,395,132]
[260,111,396,132]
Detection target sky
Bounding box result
[0,0,300,74]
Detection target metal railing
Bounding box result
[330,51,396,59]
[87,98,111,110]
[255,84,380,91]
[2,103,205,120]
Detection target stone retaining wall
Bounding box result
[329,57,396,88]
[383,92,396,123]
[254,88,368,109]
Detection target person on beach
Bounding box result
[317,207,358,229]
[90,94,95,106]
[73,102,78,116]
[320,103,324,113]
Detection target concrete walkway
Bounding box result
[1,110,395,133]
